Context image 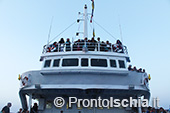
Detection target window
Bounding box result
[62,58,78,66]
[91,59,107,67]
[53,59,60,67]
[44,60,51,68]
[110,60,117,67]
[46,101,52,109]
[118,60,125,68]
[81,58,88,67]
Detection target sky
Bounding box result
[0,0,170,112]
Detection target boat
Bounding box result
[18,3,150,113]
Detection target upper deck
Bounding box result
[40,40,129,60]
[40,39,130,72]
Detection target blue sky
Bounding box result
[0,0,170,112]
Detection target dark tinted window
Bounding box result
[44,60,51,68]
[81,58,88,67]
[53,59,60,67]
[62,59,78,66]
[91,59,107,67]
[110,60,117,67]
[118,60,125,68]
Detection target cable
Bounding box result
[49,21,77,44]
[93,20,117,40]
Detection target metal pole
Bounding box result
[84,5,88,39]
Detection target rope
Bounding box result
[49,21,77,44]
[93,20,117,40]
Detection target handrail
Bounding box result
[42,42,128,54]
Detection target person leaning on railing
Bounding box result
[106,40,111,52]
[112,44,117,52]
[73,39,80,51]
[100,41,106,52]
[90,37,97,51]
[59,38,65,52]
[116,40,124,53]
[65,38,71,51]
[53,42,59,52]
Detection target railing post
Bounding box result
[58,44,59,52]
[111,44,113,52]
[71,43,73,51]
[63,44,65,52]
[95,44,97,51]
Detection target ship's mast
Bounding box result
[84,4,88,39]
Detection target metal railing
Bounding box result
[42,42,128,54]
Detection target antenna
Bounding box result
[118,15,123,43]
[47,16,54,47]
[84,4,88,39]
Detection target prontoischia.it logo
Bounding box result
[54,97,151,108]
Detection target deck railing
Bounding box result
[42,42,128,54]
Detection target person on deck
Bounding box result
[116,39,123,53]
[59,38,65,44]
[132,66,137,71]
[101,41,106,52]
[84,37,88,42]
[160,107,166,113]
[17,108,22,113]
[75,39,81,51]
[97,37,101,51]
[31,103,38,113]
[106,40,111,52]
[1,102,12,113]
[146,106,152,113]
[65,38,71,51]
[137,68,142,73]
[91,37,97,51]
[53,42,59,52]
[128,65,133,71]
[59,38,65,52]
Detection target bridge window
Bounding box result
[53,59,60,67]
[81,58,88,67]
[110,60,117,67]
[44,60,51,68]
[91,59,107,67]
[62,58,79,67]
[118,60,125,68]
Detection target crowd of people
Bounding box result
[17,103,38,113]
[1,102,170,113]
[44,37,125,53]
[145,106,168,113]
[128,65,146,73]
[1,102,38,113]
[131,106,169,113]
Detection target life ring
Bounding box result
[22,76,29,86]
